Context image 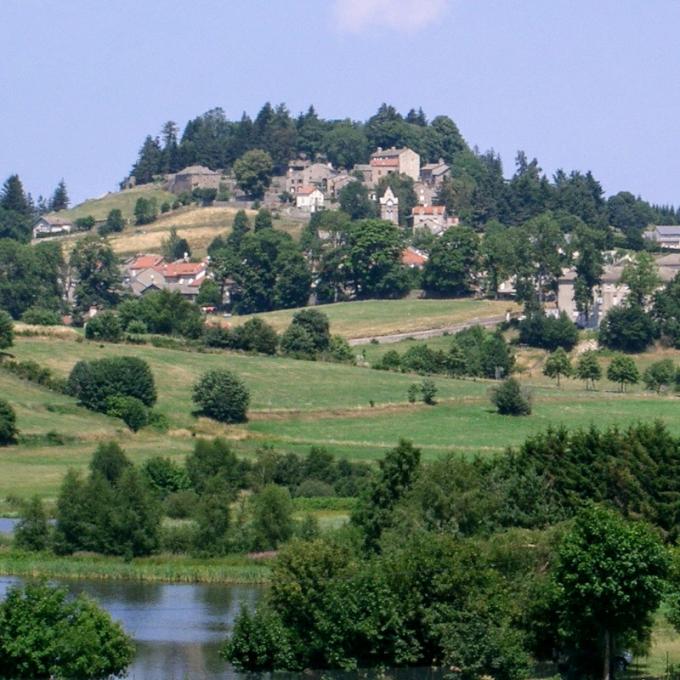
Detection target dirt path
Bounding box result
[348,314,512,346]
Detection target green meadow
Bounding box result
[2,331,680,501]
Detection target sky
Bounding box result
[2,0,680,206]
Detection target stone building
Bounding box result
[169,165,222,194]
[369,147,420,184]
[287,161,335,195]
[420,159,450,187]
[295,186,325,212]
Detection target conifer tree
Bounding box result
[50,179,69,211]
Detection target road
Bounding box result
[347,314,513,346]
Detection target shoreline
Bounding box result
[0,549,272,585]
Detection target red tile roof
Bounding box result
[129,254,165,270]
[296,185,319,196]
[159,261,207,278]
[412,205,446,215]
[370,158,399,167]
[401,247,429,267]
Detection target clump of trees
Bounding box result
[374,326,514,380]
[0,398,18,445]
[118,289,204,338]
[67,356,157,430]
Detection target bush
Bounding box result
[643,359,676,393]
[375,349,401,371]
[159,523,196,553]
[85,310,123,342]
[193,369,250,423]
[118,290,203,338]
[14,496,50,551]
[160,201,171,213]
[0,399,18,445]
[421,378,438,405]
[67,356,156,412]
[203,324,233,348]
[126,319,148,335]
[490,378,531,416]
[74,215,96,231]
[142,457,191,498]
[401,344,445,374]
[20,307,61,325]
[251,484,294,550]
[134,197,157,225]
[326,335,354,363]
[232,317,279,354]
[105,395,149,431]
[295,479,336,498]
[599,304,656,353]
[288,309,330,352]
[163,490,200,519]
[280,324,317,359]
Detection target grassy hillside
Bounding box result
[47,184,175,222]
[225,298,519,339]
[47,184,305,257]
[4,333,680,502]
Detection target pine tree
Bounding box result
[1,174,30,215]
[50,179,69,212]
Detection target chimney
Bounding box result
[183,252,189,262]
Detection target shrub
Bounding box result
[85,310,123,342]
[20,307,61,325]
[643,359,676,393]
[288,309,330,352]
[67,356,156,412]
[599,304,655,353]
[232,317,279,354]
[280,324,316,359]
[0,399,18,445]
[126,319,148,334]
[251,484,294,550]
[89,441,131,483]
[203,324,233,348]
[14,496,50,551]
[295,479,336,498]
[407,383,419,403]
[375,349,401,371]
[160,201,171,213]
[142,457,191,498]
[160,523,196,553]
[490,378,531,416]
[401,344,445,374]
[105,395,149,431]
[421,378,438,405]
[163,490,200,519]
[326,335,354,364]
[74,215,96,231]
[193,369,250,423]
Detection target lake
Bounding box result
[0,576,262,679]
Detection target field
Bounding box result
[225,297,519,339]
[4,330,680,502]
[45,183,304,257]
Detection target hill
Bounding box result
[45,183,305,257]
[5,332,680,504]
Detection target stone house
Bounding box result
[557,255,678,328]
[169,165,222,194]
[420,159,450,187]
[295,186,325,212]
[643,225,680,249]
[369,147,420,184]
[379,187,399,225]
[287,161,335,195]
[411,205,458,236]
[32,216,73,239]
[327,173,355,200]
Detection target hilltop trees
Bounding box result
[0,174,32,242]
[234,149,274,199]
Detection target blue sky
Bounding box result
[2,0,680,206]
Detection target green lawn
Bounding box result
[224,298,518,339]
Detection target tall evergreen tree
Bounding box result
[49,179,69,211]
[0,175,30,215]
